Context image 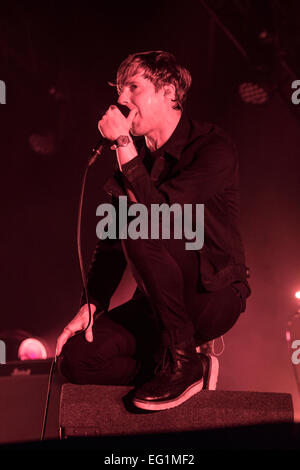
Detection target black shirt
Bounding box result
[82,113,251,312]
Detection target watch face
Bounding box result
[117,135,130,146]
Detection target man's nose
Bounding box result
[118,90,130,106]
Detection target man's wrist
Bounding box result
[115,138,138,169]
[112,135,131,149]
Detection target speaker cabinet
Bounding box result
[0,360,64,444]
[59,384,293,438]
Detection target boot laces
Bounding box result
[154,340,177,376]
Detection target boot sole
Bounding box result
[132,378,205,411]
[132,354,219,411]
[203,354,219,391]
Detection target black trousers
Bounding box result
[59,235,243,385]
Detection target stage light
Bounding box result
[238,82,268,104]
[295,291,300,300]
[0,330,49,362]
[28,132,56,156]
[18,338,48,361]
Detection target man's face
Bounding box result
[117,70,170,136]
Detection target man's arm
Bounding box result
[115,138,139,202]
[56,196,128,358]
[117,132,238,208]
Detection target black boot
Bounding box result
[132,338,205,411]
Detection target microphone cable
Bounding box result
[40,357,56,441]
[40,140,106,441]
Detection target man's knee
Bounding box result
[58,353,86,384]
[57,334,93,384]
[57,321,137,384]
[58,343,119,385]
[58,342,139,386]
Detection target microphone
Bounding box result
[88,104,130,167]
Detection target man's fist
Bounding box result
[98,106,137,141]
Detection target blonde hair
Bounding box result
[112,51,192,111]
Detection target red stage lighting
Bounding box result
[18,338,48,361]
[238,82,268,104]
[0,330,49,362]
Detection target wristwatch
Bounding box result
[113,135,131,148]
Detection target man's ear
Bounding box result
[163,83,176,102]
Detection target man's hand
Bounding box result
[98,105,137,141]
[55,303,97,358]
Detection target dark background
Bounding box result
[1,1,300,419]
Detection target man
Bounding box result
[56,51,250,411]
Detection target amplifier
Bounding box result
[0,358,53,376]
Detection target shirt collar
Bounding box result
[160,112,191,160]
[136,112,191,161]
